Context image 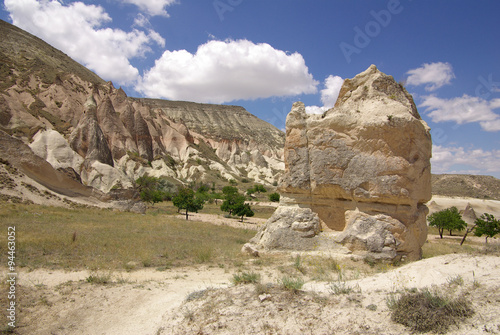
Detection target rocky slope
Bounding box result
[0,19,284,203]
[432,174,500,200]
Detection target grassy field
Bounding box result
[0,201,256,271]
[0,200,496,273]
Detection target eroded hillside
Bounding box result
[0,20,284,202]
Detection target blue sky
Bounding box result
[2,0,500,177]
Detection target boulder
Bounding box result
[335,209,409,261]
[249,204,321,250]
[248,65,432,261]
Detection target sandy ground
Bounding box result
[428,195,500,217]
[175,212,267,231]
[7,252,500,335]
[4,196,500,334]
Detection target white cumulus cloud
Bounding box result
[137,39,318,103]
[5,0,165,86]
[432,145,500,177]
[123,0,177,17]
[305,75,343,114]
[420,95,500,131]
[406,62,455,91]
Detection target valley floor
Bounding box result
[5,252,500,335]
[2,196,500,334]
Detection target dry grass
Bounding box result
[0,202,255,271]
[421,234,500,259]
[149,202,275,220]
[387,288,474,333]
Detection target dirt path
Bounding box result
[9,253,500,335]
[14,266,233,335]
[175,212,267,231]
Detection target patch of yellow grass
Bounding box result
[0,202,255,271]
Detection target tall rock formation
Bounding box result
[248,65,432,261]
[69,96,114,167]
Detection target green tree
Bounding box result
[474,213,500,243]
[253,184,267,193]
[268,192,280,202]
[246,187,256,196]
[427,207,466,239]
[173,188,204,220]
[222,186,238,196]
[221,193,246,216]
[211,192,224,205]
[135,175,168,206]
[233,203,254,222]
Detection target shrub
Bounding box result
[279,276,304,292]
[330,280,356,295]
[387,288,474,333]
[268,192,280,202]
[86,272,112,285]
[231,271,261,285]
[253,184,267,193]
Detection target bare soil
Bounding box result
[5,252,500,335]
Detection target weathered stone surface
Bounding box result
[30,129,84,171]
[241,243,260,257]
[335,210,409,261]
[249,65,432,260]
[249,204,321,250]
[69,96,114,167]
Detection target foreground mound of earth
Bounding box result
[10,253,500,335]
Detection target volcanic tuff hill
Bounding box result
[0,20,284,201]
[431,174,500,200]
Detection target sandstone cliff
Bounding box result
[249,65,432,261]
[0,20,284,200]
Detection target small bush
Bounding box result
[330,280,360,295]
[447,275,464,286]
[231,271,261,285]
[186,288,212,302]
[293,255,306,274]
[279,276,304,292]
[387,288,474,333]
[86,272,112,285]
[268,192,280,202]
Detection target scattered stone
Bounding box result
[259,293,271,302]
[241,243,260,257]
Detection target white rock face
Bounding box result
[30,129,84,171]
[248,65,432,261]
[80,161,133,193]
